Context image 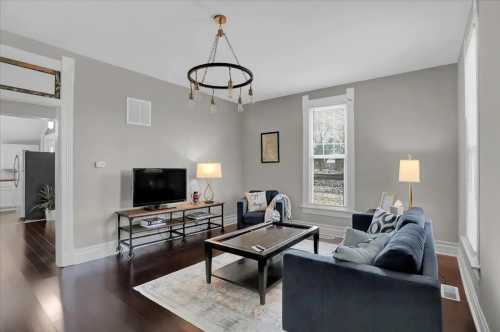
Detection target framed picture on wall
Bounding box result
[261,131,280,163]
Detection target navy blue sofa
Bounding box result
[237,190,285,229]
[282,213,442,332]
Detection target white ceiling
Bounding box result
[0,1,470,102]
[0,115,47,144]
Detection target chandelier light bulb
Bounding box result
[188,85,195,108]
[237,95,244,112]
[209,95,217,114]
[248,86,255,104]
[227,79,234,99]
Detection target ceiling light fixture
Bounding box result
[187,14,254,113]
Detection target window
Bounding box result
[464,20,479,257]
[302,89,355,212]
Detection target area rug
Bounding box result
[134,240,337,332]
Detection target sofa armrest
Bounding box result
[237,198,247,228]
[352,213,373,232]
[283,249,442,332]
[275,200,285,222]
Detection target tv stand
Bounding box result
[115,202,224,260]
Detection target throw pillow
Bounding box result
[333,233,391,264]
[367,208,400,234]
[374,223,427,274]
[343,227,371,247]
[245,191,267,212]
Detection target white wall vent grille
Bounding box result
[127,97,151,127]
[441,284,460,302]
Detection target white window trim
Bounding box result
[462,3,480,269]
[302,88,355,215]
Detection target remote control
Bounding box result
[251,245,264,252]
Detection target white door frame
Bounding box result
[0,45,75,266]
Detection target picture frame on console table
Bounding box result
[261,131,280,163]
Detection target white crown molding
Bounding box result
[457,243,490,332]
[73,214,236,265]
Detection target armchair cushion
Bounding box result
[242,211,266,225]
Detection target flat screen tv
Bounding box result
[133,168,186,208]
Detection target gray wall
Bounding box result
[1,31,244,249]
[243,64,458,242]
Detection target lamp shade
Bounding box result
[196,162,222,179]
[399,159,420,183]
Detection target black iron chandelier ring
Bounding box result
[187,62,253,90]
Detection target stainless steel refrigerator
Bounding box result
[24,151,55,220]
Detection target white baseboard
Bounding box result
[435,240,458,257]
[72,214,236,265]
[73,240,117,265]
[293,219,346,239]
[457,245,490,332]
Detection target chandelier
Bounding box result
[187,14,254,113]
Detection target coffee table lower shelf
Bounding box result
[212,256,284,294]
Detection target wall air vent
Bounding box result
[127,97,151,127]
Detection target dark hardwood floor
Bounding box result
[0,211,476,332]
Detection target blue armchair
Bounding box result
[282,213,442,332]
[237,190,285,229]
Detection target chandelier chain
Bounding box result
[223,34,248,81]
[201,34,219,84]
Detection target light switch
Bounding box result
[95,161,106,168]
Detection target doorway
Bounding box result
[0,113,57,262]
[1,45,75,266]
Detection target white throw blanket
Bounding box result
[264,193,292,222]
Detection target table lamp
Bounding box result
[399,155,420,208]
[196,162,222,203]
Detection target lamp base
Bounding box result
[203,181,215,203]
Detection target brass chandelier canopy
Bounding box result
[187,14,254,113]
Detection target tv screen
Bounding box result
[133,168,186,207]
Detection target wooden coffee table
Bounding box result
[204,222,319,305]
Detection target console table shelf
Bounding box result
[115,202,224,259]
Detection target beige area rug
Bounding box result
[134,240,337,332]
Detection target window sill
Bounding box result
[301,204,354,218]
[460,236,480,270]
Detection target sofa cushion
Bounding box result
[246,191,267,212]
[397,207,425,230]
[242,211,265,225]
[374,223,427,274]
[333,233,391,264]
[367,208,400,234]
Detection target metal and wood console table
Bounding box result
[115,202,224,259]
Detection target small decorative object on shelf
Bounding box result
[379,192,395,212]
[191,191,200,204]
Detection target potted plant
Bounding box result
[32,184,56,222]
